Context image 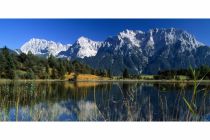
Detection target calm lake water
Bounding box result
[0,81,209,121]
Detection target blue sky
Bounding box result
[0,19,210,49]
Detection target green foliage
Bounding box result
[123,68,129,78]
[107,69,112,78]
[0,51,6,78]
[157,65,210,80]
[97,69,108,77]
[0,47,16,79]
[25,68,35,79]
[0,47,100,80]
[51,68,58,79]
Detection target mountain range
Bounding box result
[15,28,210,75]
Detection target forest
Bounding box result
[154,65,210,80]
[1,46,210,80]
[0,47,110,79]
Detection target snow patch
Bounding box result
[20,38,70,56]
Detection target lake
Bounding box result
[0,81,209,121]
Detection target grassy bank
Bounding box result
[2,79,210,84]
[1,73,210,83]
[0,79,66,83]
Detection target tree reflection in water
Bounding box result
[0,81,209,121]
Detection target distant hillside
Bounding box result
[6,28,210,75]
[0,47,17,54]
[0,47,102,79]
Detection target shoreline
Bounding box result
[0,79,66,82]
[73,79,210,83]
[1,79,210,83]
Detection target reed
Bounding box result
[182,66,209,118]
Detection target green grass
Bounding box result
[182,67,209,116]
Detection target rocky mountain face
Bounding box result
[58,36,102,59]
[19,28,210,75]
[20,38,70,57]
[81,28,207,74]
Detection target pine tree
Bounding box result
[46,64,49,74]
[1,47,16,79]
[123,68,129,78]
[6,55,16,79]
[48,54,58,68]
[0,52,6,78]
[51,68,58,79]
[107,69,112,78]
[59,64,66,79]
[0,46,100,80]
[26,68,35,79]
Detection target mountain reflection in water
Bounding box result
[0,81,209,121]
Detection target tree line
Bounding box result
[0,47,112,80]
[3,45,209,80]
[154,65,210,80]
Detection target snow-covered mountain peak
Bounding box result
[119,29,136,37]
[76,36,90,44]
[117,29,144,47]
[75,36,102,46]
[119,29,144,38]
[20,38,70,56]
[70,36,102,58]
[145,28,204,49]
[19,28,205,62]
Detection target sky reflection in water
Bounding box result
[0,81,209,121]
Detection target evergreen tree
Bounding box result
[2,46,10,57]
[26,68,35,79]
[104,70,108,77]
[123,68,129,78]
[59,64,66,79]
[6,55,16,79]
[46,64,49,74]
[51,68,58,79]
[107,69,112,78]
[48,54,58,68]
[0,46,100,79]
[0,52,6,78]
[2,47,16,79]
